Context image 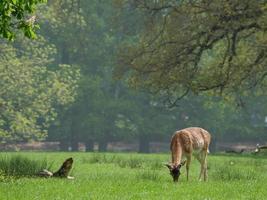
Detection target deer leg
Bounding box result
[196,153,204,181]
[197,151,208,181]
[203,152,208,181]
[186,156,191,181]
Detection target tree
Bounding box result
[35,0,267,153]
[116,0,267,106]
[0,0,46,40]
[0,36,79,143]
[41,0,161,152]
[42,0,132,151]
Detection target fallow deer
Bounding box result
[38,157,74,179]
[166,127,211,182]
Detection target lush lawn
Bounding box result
[0,152,266,200]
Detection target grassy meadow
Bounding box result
[0,152,266,200]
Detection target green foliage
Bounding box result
[0,0,46,40]
[0,36,80,142]
[116,0,267,103]
[2,0,265,148]
[41,0,176,149]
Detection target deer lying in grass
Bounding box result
[38,157,74,179]
[166,127,211,182]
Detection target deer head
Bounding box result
[165,160,186,182]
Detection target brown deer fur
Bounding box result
[167,127,211,182]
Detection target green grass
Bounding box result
[0,152,267,200]
[0,154,52,178]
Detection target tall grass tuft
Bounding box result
[136,169,161,181]
[118,157,143,168]
[0,155,52,178]
[149,159,163,170]
[84,153,118,164]
[84,154,145,168]
[211,164,259,181]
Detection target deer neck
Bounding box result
[171,140,183,166]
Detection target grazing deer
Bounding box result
[165,127,211,182]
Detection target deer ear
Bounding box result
[165,163,172,169]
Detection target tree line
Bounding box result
[0,0,267,152]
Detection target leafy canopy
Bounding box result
[116,0,267,106]
[0,0,46,40]
[0,37,80,142]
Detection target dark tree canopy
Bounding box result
[0,0,46,40]
[116,0,267,106]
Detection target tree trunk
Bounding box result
[139,136,150,153]
[59,141,69,151]
[85,140,94,152]
[70,141,79,151]
[210,136,217,153]
[98,141,108,152]
[70,117,79,151]
[61,43,70,64]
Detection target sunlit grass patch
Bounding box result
[0,152,267,200]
